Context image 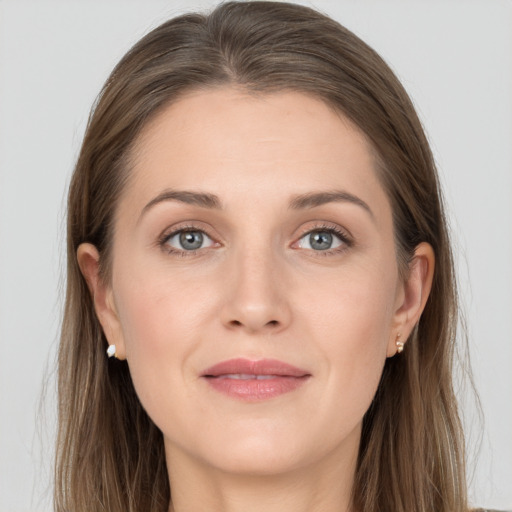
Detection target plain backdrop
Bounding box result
[0,1,511,511]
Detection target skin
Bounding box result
[78,88,434,512]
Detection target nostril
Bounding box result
[227,319,279,329]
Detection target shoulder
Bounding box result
[473,509,512,512]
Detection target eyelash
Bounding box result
[157,223,353,257]
[295,223,353,256]
[158,224,217,257]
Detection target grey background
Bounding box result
[0,1,511,510]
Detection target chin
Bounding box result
[206,439,307,476]
[196,419,342,477]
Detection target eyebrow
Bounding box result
[139,188,373,221]
[140,189,222,220]
[289,190,374,219]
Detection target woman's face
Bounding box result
[84,88,426,477]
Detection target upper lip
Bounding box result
[202,358,310,378]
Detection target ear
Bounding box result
[77,243,126,360]
[387,242,435,357]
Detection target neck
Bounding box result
[166,435,359,512]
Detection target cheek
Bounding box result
[305,259,397,409]
[111,260,217,400]
[308,258,397,348]
[111,269,217,439]
[114,260,214,353]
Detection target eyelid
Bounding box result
[291,222,353,252]
[166,229,215,249]
[155,220,352,256]
[157,222,221,255]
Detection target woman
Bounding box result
[55,2,499,511]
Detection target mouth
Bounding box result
[202,358,311,401]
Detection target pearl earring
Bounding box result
[395,333,404,354]
[106,344,117,358]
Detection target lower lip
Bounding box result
[204,375,310,401]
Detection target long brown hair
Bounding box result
[56,2,468,511]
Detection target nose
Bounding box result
[219,247,292,334]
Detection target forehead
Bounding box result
[120,87,389,219]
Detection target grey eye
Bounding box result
[166,230,213,251]
[180,231,204,250]
[298,230,343,251]
[309,231,332,250]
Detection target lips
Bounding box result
[202,358,311,401]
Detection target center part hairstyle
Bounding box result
[56,2,466,512]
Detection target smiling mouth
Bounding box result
[202,358,311,401]
[214,374,284,380]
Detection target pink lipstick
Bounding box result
[202,358,311,401]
